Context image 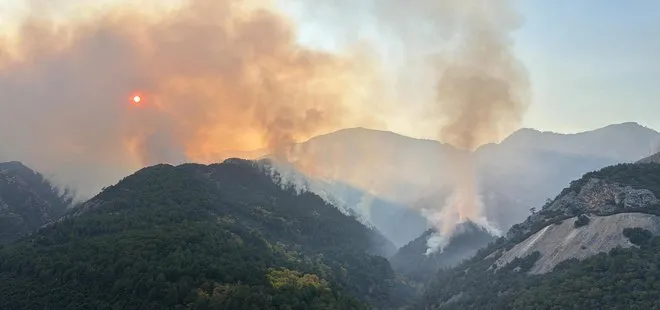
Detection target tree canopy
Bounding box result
[0,160,411,309]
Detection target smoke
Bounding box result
[282,0,529,252]
[1,0,529,245]
[0,0,381,197]
[425,0,529,252]
[429,0,528,253]
[369,0,529,253]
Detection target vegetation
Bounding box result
[390,222,495,284]
[574,214,590,228]
[421,162,660,309]
[0,160,410,309]
[0,161,73,245]
[507,163,660,246]
[499,251,541,273]
[422,231,660,309]
[559,163,660,198]
[623,227,653,246]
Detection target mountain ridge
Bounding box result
[390,221,496,283]
[638,151,660,164]
[279,121,660,246]
[0,161,72,245]
[420,161,660,309]
[0,158,411,309]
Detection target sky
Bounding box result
[1,0,658,137]
[513,0,660,133]
[277,0,660,135]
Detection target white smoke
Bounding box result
[262,159,375,227]
[422,188,502,255]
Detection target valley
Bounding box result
[2,1,658,308]
[1,125,660,309]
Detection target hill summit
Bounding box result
[390,221,496,283]
[0,159,411,309]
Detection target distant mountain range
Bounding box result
[279,122,660,247]
[2,124,660,308]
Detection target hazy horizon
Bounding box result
[1,0,658,248]
[1,1,659,139]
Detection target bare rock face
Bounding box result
[495,213,660,274]
[507,178,659,241]
[549,178,659,213]
[496,173,660,275]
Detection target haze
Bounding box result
[1,0,659,251]
[2,1,659,136]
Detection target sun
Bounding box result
[132,95,141,104]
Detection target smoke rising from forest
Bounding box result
[0,0,529,248]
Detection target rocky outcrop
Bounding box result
[508,178,659,241]
[495,213,660,274]
[550,178,658,213]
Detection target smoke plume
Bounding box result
[283,0,529,251]
[426,0,528,252]
[423,0,529,252]
[1,0,529,244]
[0,0,380,196]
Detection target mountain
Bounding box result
[286,178,428,249]
[638,151,660,164]
[389,221,496,283]
[476,122,660,229]
[0,159,412,309]
[420,162,660,309]
[267,127,457,247]
[282,123,660,246]
[287,127,457,204]
[482,122,660,161]
[0,161,72,245]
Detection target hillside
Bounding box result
[638,151,660,164]
[262,161,426,249]
[303,181,427,250]
[0,159,411,309]
[280,123,660,246]
[390,222,495,283]
[0,161,72,245]
[475,122,660,229]
[420,162,660,309]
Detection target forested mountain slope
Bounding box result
[0,159,411,309]
[0,161,72,245]
[421,163,660,309]
[278,123,660,245]
[638,151,660,164]
[390,222,495,283]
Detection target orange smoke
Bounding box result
[0,0,381,195]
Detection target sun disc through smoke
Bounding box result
[132,95,141,104]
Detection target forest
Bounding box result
[421,163,660,309]
[0,160,412,309]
